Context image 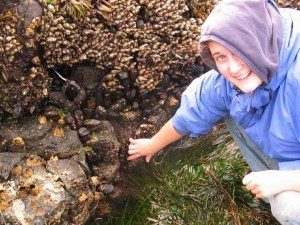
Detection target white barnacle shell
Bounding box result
[46,37,57,42]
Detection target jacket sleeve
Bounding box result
[171,70,231,138]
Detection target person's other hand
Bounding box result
[242,170,292,198]
[127,138,156,162]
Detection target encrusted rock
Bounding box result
[0,114,122,223]
[86,120,120,163]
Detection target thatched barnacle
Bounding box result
[54,125,65,137]
[91,176,100,187]
[78,192,88,203]
[94,191,103,201]
[11,137,25,149]
[0,186,8,210]
[29,184,40,196]
[11,165,23,176]
[17,185,29,198]
[32,56,41,65]
[38,115,47,124]
[26,155,45,167]
[0,185,9,210]
[23,168,34,178]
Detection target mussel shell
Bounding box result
[44,105,60,120]
[117,71,129,80]
[84,119,101,131]
[64,114,75,125]
[82,108,95,119]
[142,109,151,117]
[74,110,84,127]
[86,151,102,165]
[103,184,114,194]
[109,98,126,112]
[157,74,171,89]
[139,6,149,22]
[73,89,86,107]
[125,88,136,101]
[139,99,150,110]
[94,106,107,120]
[136,19,144,29]
[121,79,131,91]
[151,104,161,113]
[131,101,139,109]
[86,97,97,109]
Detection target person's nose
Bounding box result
[229,55,243,75]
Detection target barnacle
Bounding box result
[11,165,23,176]
[187,0,218,21]
[38,0,209,117]
[54,125,65,137]
[0,63,8,83]
[11,137,25,148]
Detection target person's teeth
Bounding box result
[237,72,250,80]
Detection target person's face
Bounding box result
[208,41,263,93]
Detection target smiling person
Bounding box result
[128,0,300,224]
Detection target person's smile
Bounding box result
[234,71,252,80]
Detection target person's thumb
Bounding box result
[242,173,252,185]
[145,155,152,163]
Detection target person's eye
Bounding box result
[216,55,226,61]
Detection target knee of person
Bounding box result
[272,208,300,224]
[271,192,300,224]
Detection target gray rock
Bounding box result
[16,0,43,28]
[0,116,109,224]
[87,120,120,163]
[92,162,120,183]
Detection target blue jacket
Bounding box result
[172,7,300,170]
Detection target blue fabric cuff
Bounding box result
[279,160,300,170]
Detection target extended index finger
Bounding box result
[129,137,136,144]
[127,153,142,161]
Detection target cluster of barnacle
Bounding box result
[38,0,214,116]
[277,0,300,9]
[0,10,53,119]
[39,0,116,68]
[0,11,22,83]
[0,155,46,213]
[0,66,52,119]
[24,16,43,57]
[187,0,220,21]
[10,155,45,199]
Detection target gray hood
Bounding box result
[199,0,282,83]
